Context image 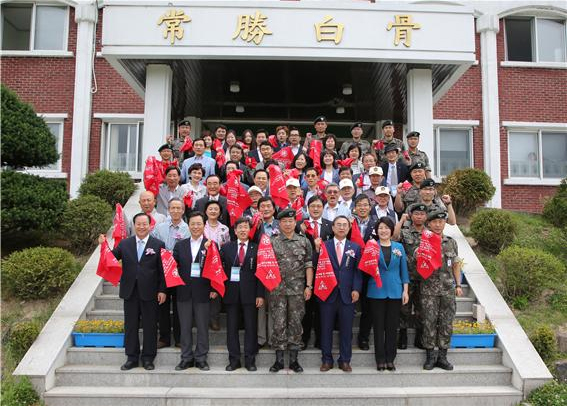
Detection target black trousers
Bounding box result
[358,276,373,344]
[158,287,180,344]
[369,298,401,364]
[123,286,158,363]
[301,294,321,345]
[225,303,258,364]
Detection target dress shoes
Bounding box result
[246,362,257,372]
[120,360,139,371]
[175,360,194,371]
[143,361,155,371]
[195,361,210,371]
[210,320,221,331]
[320,363,333,372]
[386,362,396,371]
[157,340,170,349]
[358,341,370,351]
[376,363,386,371]
[225,362,241,371]
[338,362,352,372]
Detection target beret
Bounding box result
[158,144,172,152]
[381,119,394,128]
[350,122,363,131]
[409,161,426,173]
[406,131,420,139]
[277,208,296,220]
[408,203,428,213]
[420,179,436,189]
[178,120,191,127]
[427,209,447,221]
[314,115,327,124]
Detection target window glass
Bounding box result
[107,124,141,172]
[34,6,67,50]
[537,19,566,62]
[506,18,533,62]
[1,4,32,50]
[541,132,566,178]
[509,132,539,177]
[438,129,471,176]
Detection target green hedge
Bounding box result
[7,320,42,361]
[60,195,113,254]
[470,209,516,254]
[543,178,567,229]
[79,170,136,209]
[441,168,495,216]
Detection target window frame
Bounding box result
[22,113,67,178]
[98,114,144,179]
[432,120,476,181]
[503,121,566,186]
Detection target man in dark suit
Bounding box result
[173,211,216,371]
[220,217,265,371]
[381,142,409,201]
[101,213,167,371]
[318,216,362,372]
[248,129,268,164]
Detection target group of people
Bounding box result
[101,115,464,374]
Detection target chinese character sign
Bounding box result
[232,11,273,45]
[157,9,192,45]
[386,15,421,47]
[315,16,344,45]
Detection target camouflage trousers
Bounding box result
[399,280,421,329]
[420,294,456,349]
[269,294,305,351]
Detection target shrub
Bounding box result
[470,209,516,254]
[1,84,59,168]
[530,325,558,364]
[78,170,136,208]
[497,246,565,302]
[1,171,68,234]
[7,320,42,361]
[441,168,495,216]
[543,178,567,229]
[1,247,79,300]
[527,380,567,406]
[60,195,113,254]
[512,296,529,311]
[548,290,567,314]
[0,376,40,406]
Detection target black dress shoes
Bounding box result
[358,341,370,351]
[120,360,139,371]
[246,362,257,372]
[175,360,194,371]
[376,363,386,371]
[225,362,241,371]
[386,362,396,371]
[143,361,155,371]
[195,361,210,371]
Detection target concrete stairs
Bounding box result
[42,281,523,406]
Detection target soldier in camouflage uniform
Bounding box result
[402,131,431,178]
[269,208,314,373]
[394,162,427,213]
[419,209,463,371]
[397,203,429,350]
[418,179,457,225]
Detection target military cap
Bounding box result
[314,115,327,124]
[408,203,428,213]
[381,119,394,128]
[277,208,297,220]
[158,143,172,152]
[384,142,400,154]
[350,122,363,131]
[427,208,447,221]
[178,120,191,127]
[420,179,436,189]
[409,161,426,173]
[406,131,420,139]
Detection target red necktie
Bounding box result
[238,242,245,265]
[313,220,319,239]
[336,241,343,264]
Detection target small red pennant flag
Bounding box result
[417,230,442,280]
[161,248,185,287]
[112,203,127,248]
[358,240,382,288]
[202,241,228,297]
[314,242,338,301]
[255,234,282,292]
[96,241,123,286]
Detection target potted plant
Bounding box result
[72,320,124,348]
[451,320,496,348]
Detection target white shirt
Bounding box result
[236,239,248,263]
[190,235,204,261]
[208,194,220,202]
[308,217,322,236]
[340,199,353,209]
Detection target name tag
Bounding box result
[191,262,201,278]
[447,259,452,267]
[231,266,241,282]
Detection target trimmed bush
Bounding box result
[60,195,113,254]
[1,84,59,168]
[530,325,558,364]
[7,320,42,361]
[78,170,136,208]
[0,376,40,406]
[543,178,567,229]
[497,246,565,302]
[1,171,69,234]
[1,247,78,300]
[470,209,516,254]
[441,168,495,216]
[527,380,567,406]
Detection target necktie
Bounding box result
[336,241,343,265]
[238,242,245,265]
[390,164,398,186]
[313,220,319,239]
[137,240,145,261]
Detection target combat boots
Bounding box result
[269,350,285,373]
[398,328,408,349]
[289,350,303,373]
[414,328,424,349]
[423,349,436,370]
[435,349,454,370]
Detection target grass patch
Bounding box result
[507,212,567,264]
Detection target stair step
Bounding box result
[55,364,512,388]
[67,346,502,367]
[43,385,523,406]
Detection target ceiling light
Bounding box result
[235,105,245,113]
[342,84,352,95]
[336,106,345,114]
[230,81,240,93]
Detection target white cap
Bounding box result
[369,166,383,176]
[375,186,390,196]
[285,178,300,188]
[339,179,354,190]
[248,186,264,195]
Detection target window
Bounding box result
[104,122,143,173]
[434,127,473,177]
[505,17,566,63]
[508,130,566,179]
[1,3,68,51]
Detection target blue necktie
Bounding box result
[137,240,145,261]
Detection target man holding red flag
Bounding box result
[418,208,463,372]
[317,216,362,373]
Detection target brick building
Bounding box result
[1,0,567,212]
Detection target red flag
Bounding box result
[215,147,226,168]
[286,168,300,180]
[314,242,338,301]
[272,146,294,169]
[309,140,323,174]
[219,184,227,197]
[161,248,185,288]
[356,173,365,189]
[401,180,413,192]
[96,241,123,286]
[180,136,193,152]
[417,230,443,280]
[112,203,127,248]
[249,212,262,240]
[267,165,290,209]
[183,190,194,209]
[268,134,279,148]
[358,240,382,288]
[291,195,305,221]
[202,241,228,297]
[212,138,223,151]
[303,220,315,238]
[373,139,384,151]
[350,219,365,250]
[144,156,161,196]
[245,156,258,169]
[147,213,157,231]
[226,169,253,226]
[158,159,178,176]
[255,234,282,291]
[317,178,329,196]
[336,157,355,167]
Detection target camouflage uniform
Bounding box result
[400,227,423,329]
[402,184,421,210]
[270,232,313,350]
[339,139,371,158]
[419,235,461,349]
[405,149,431,171]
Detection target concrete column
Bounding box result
[477,14,502,208]
[406,69,434,172]
[69,1,97,197]
[143,64,173,162]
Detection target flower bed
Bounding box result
[451,320,496,348]
[72,320,124,348]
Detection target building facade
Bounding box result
[1,0,567,212]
